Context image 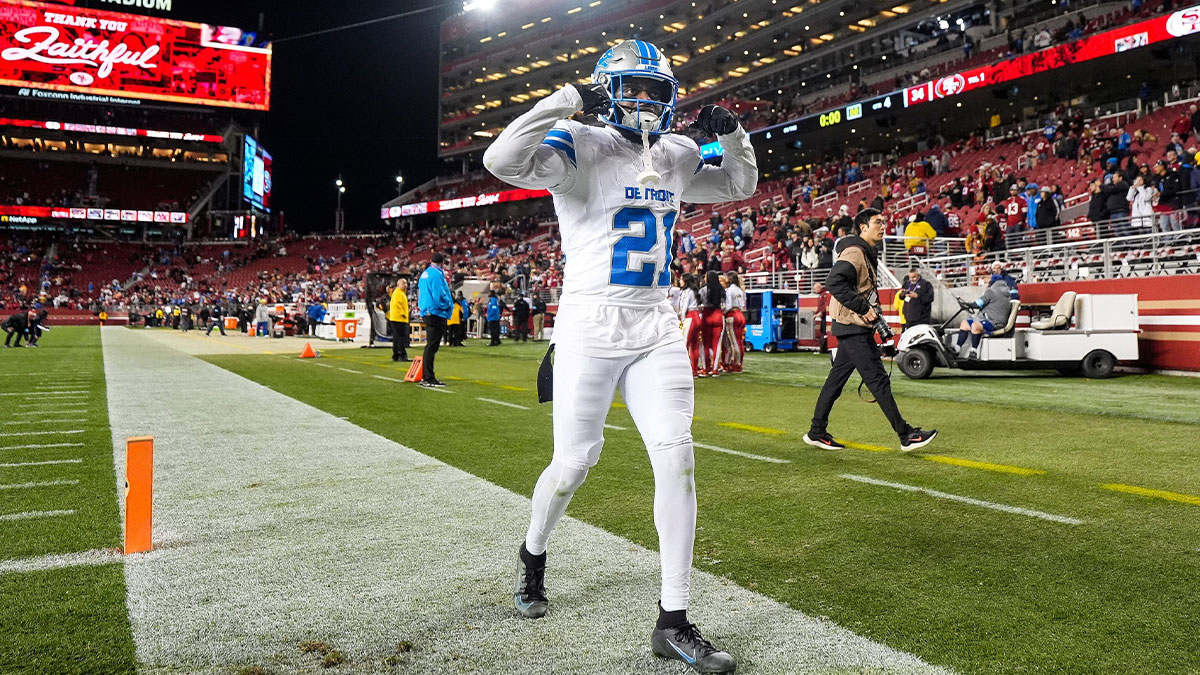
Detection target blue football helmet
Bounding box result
[592,39,678,135]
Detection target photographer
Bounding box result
[804,209,938,452]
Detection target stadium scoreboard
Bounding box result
[0,0,271,110]
[241,135,273,213]
[754,92,898,143]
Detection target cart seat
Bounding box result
[988,300,1022,337]
[1030,291,1076,330]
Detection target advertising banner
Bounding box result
[382,187,551,219]
[903,4,1200,107]
[0,116,223,142]
[0,0,271,110]
[0,204,186,222]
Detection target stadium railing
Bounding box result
[916,224,1200,287]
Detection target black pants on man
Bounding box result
[423,315,447,382]
[810,332,910,438]
[205,319,226,336]
[487,319,501,345]
[390,320,409,360]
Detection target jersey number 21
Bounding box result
[610,207,675,288]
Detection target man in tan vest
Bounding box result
[803,209,938,453]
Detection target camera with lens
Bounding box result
[871,311,894,341]
[864,290,896,356]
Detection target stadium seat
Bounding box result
[1031,291,1077,330]
[989,300,1023,337]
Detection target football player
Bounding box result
[483,39,756,674]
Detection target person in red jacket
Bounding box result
[1000,184,1027,233]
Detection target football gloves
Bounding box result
[572,83,613,116]
[694,104,739,136]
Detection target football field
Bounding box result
[2,326,1198,674]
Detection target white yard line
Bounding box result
[0,548,121,575]
[694,442,791,464]
[419,385,455,394]
[603,423,628,431]
[100,326,951,675]
[0,458,83,467]
[313,362,335,369]
[337,367,363,374]
[3,418,87,425]
[11,409,88,416]
[0,443,85,451]
[0,430,84,438]
[840,474,1084,525]
[0,509,74,521]
[0,391,88,396]
[16,402,87,408]
[372,375,406,383]
[477,397,530,410]
[0,479,80,490]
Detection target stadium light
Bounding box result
[336,178,344,187]
[463,0,496,12]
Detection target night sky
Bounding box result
[103,0,457,233]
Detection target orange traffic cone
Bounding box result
[299,342,319,359]
[403,357,424,382]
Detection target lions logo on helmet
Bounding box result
[592,39,678,135]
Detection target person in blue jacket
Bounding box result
[306,301,326,337]
[1023,183,1041,230]
[486,290,505,346]
[417,253,454,387]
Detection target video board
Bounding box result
[242,135,272,213]
[902,4,1200,107]
[0,0,271,110]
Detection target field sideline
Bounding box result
[1,326,1197,674]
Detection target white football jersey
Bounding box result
[484,86,757,355]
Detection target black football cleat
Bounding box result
[514,543,548,619]
[651,622,736,673]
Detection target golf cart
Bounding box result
[895,292,1139,379]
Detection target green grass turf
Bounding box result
[204,340,1200,674]
[0,326,136,674]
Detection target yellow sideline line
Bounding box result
[719,422,787,436]
[839,440,890,453]
[1100,483,1200,507]
[922,455,1045,476]
[498,385,528,391]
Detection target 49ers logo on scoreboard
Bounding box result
[933,73,966,99]
[1166,6,1200,36]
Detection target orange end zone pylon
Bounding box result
[299,342,319,358]
[124,436,154,554]
[403,357,424,382]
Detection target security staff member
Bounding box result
[900,268,934,327]
[388,279,411,362]
[803,209,938,453]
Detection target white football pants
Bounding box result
[524,340,697,611]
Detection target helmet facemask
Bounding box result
[596,72,676,135]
